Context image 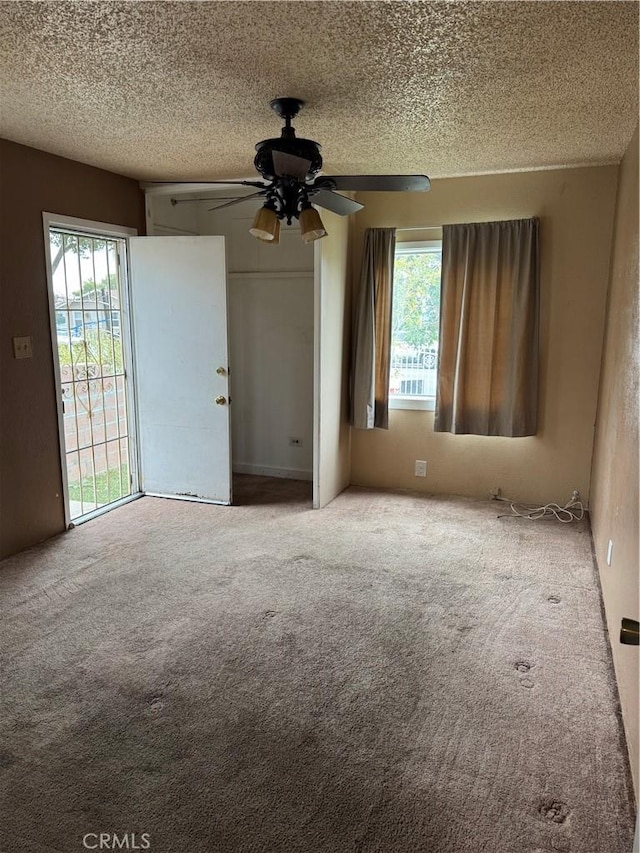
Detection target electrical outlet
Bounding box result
[490,487,501,500]
[414,460,427,477]
[289,437,303,447]
[13,336,32,359]
[606,539,613,566]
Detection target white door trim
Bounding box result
[42,212,139,528]
[43,213,137,240]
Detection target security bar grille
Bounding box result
[50,228,133,520]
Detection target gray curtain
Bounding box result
[434,218,539,436]
[350,228,396,429]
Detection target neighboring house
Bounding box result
[55,293,120,341]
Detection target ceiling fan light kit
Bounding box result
[264,217,280,245]
[159,98,431,244]
[299,205,328,243]
[249,203,280,242]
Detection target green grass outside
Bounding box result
[68,462,130,506]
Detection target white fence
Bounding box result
[390,345,438,397]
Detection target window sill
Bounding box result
[389,396,435,411]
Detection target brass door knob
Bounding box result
[216,367,227,376]
[215,395,227,405]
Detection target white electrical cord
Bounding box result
[494,491,584,523]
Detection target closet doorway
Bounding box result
[147,193,315,508]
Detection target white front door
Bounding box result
[129,236,232,504]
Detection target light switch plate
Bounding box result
[13,336,32,359]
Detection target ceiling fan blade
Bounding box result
[310,189,364,216]
[208,190,267,212]
[142,179,268,192]
[272,150,312,180]
[317,175,431,192]
[171,196,250,205]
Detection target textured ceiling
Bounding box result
[1,1,638,181]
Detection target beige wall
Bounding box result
[350,166,618,506]
[0,140,145,559]
[589,127,639,795]
[314,210,352,507]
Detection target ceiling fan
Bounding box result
[159,97,431,244]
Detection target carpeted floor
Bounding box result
[0,480,635,853]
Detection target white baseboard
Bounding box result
[232,463,313,482]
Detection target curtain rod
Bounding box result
[395,226,442,232]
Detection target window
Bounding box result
[389,240,442,410]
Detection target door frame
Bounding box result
[145,185,321,505]
[43,212,140,528]
[143,185,353,508]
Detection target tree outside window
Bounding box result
[390,243,442,400]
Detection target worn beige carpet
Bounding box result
[0,479,635,852]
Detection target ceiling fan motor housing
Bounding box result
[254,136,322,181]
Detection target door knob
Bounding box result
[215,395,227,405]
[216,366,227,376]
